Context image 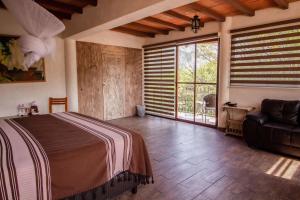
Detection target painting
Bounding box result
[0,35,45,83]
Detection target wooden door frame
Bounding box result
[175,39,220,128]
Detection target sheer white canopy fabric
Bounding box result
[2,0,65,69]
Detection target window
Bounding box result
[230,19,300,87]
[144,46,176,118]
[143,33,219,122]
[177,41,219,126]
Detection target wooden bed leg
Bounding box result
[131,186,137,194]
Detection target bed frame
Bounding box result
[62,172,152,200]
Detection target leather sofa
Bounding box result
[243,99,300,157]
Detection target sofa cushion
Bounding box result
[291,128,300,148]
[261,99,285,122]
[283,101,300,125]
[246,112,268,125]
[261,99,300,126]
[264,122,294,146]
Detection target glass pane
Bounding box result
[196,42,218,83]
[195,84,217,125]
[178,44,195,82]
[177,84,194,121]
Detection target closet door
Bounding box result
[125,48,142,117]
[77,42,104,119]
[102,46,126,120]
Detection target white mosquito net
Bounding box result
[2,0,65,69]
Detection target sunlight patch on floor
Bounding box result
[266,157,300,180]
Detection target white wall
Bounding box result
[230,87,300,111]
[78,30,146,49]
[0,10,66,117]
[218,18,232,127]
[65,39,78,112]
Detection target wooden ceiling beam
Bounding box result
[0,1,4,9]
[0,0,94,20]
[112,27,155,38]
[85,0,98,6]
[129,22,169,35]
[145,17,185,31]
[35,0,83,14]
[273,0,289,9]
[187,3,225,22]
[49,10,72,20]
[222,0,254,16]
[163,10,192,23]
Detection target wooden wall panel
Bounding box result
[125,48,142,117]
[103,51,126,120]
[77,42,104,120]
[90,44,104,120]
[76,42,142,120]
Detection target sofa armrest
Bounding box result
[245,112,268,125]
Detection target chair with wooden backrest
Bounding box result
[49,97,68,113]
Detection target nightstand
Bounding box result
[223,106,255,137]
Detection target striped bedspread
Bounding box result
[51,112,133,178]
[0,112,152,200]
[0,119,51,200]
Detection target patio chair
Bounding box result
[203,94,216,123]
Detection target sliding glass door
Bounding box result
[176,41,219,126]
[177,44,196,121]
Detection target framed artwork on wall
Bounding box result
[0,35,46,84]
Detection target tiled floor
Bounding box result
[109,116,300,200]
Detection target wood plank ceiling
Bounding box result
[0,0,97,20]
[112,0,299,38]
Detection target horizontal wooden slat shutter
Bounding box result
[230,19,300,87]
[144,46,176,118]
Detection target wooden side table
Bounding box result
[223,105,255,137]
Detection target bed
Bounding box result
[0,112,153,200]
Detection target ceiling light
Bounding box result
[191,15,201,33]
